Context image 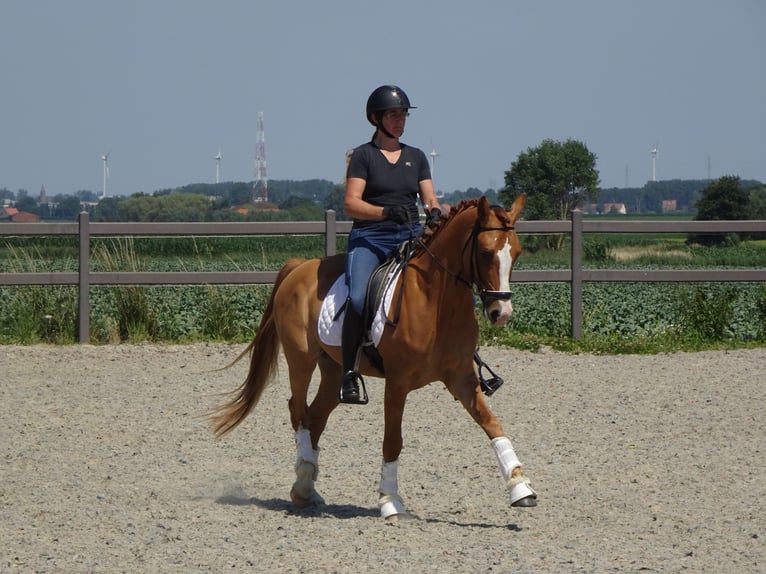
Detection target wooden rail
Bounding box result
[1,210,765,342]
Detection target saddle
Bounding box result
[335,238,415,375]
[363,239,413,328]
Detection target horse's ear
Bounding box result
[477,195,492,219]
[507,193,526,226]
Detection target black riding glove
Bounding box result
[383,205,409,224]
[426,207,442,229]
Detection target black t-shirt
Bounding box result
[346,141,431,227]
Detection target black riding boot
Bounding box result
[339,305,368,404]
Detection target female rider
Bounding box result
[339,85,441,404]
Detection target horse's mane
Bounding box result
[418,199,479,247]
[419,198,512,248]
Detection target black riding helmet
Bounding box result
[366,85,416,126]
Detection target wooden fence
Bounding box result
[1,210,765,342]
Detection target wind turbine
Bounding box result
[650,144,658,182]
[429,148,443,198]
[101,152,110,199]
[214,149,222,184]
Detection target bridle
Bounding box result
[467,220,515,307]
[416,214,516,309]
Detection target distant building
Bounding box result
[1,207,19,221]
[583,202,627,215]
[662,199,678,213]
[10,210,40,223]
[602,203,627,215]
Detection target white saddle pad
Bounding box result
[317,269,401,348]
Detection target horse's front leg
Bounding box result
[378,385,408,519]
[450,374,538,508]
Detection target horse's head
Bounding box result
[418,194,525,326]
[468,194,525,326]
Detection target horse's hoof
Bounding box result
[511,495,538,508]
[508,475,537,507]
[290,487,325,508]
[379,494,406,519]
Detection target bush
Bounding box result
[677,285,736,341]
[756,285,766,341]
[583,237,612,263]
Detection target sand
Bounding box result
[1,343,764,573]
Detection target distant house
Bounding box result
[602,203,627,215]
[662,199,678,213]
[1,207,19,221]
[11,211,40,223]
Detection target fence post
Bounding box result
[570,209,583,339]
[78,211,91,343]
[325,209,337,256]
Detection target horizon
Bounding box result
[5,174,765,202]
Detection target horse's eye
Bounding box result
[478,250,495,263]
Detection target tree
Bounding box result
[500,138,600,249]
[324,183,347,218]
[14,195,38,214]
[51,195,82,219]
[750,185,766,219]
[750,186,766,240]
[690,175,751,246]
[92,197,123,221]
[279,195,325,220]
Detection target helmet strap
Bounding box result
[372,113,397,140]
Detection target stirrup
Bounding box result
[474,352,504,396]
[339,371,369,405]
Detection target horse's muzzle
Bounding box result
[483,294,513,326]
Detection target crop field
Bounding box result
[1,233,765,350]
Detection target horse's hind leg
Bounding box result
[291,424,325,508]
[285,350,326,508]
[306,354,343,438]
[288,350,346,508]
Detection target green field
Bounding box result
[1,232,765,352]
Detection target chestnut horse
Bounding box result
[211,195,536,518]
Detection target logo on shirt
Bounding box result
[405,161,413,167]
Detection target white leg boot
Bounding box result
[290,426,324,507]
[378,458,406,519]
[491,436,537,506]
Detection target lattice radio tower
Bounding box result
[252,111,268,203]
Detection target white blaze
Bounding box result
[487,240,514,325]
[497,240,513,292]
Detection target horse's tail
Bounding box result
[210,258,307,438]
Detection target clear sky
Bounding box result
[1,0,764,198]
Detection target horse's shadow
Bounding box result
[215,493,522,530]
[215,493,379,519]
